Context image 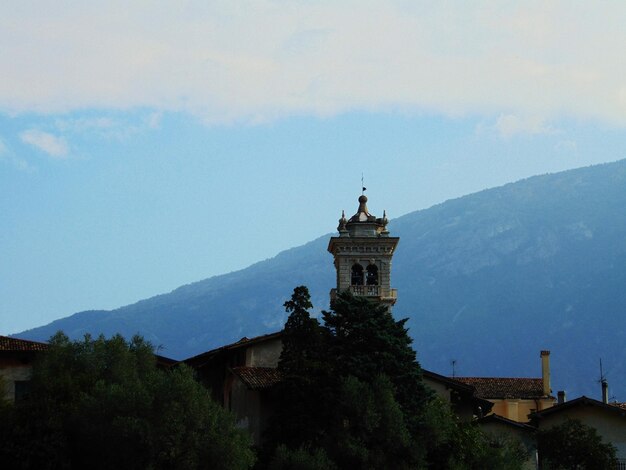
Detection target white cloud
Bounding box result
[54,113,162,140]
[145,112,162,129]
[20,129,68,158]
[0,136,36,171]
[55,117,117,133]
[1,2,626,126]
[555,140,578,153]
[493,114,557,138]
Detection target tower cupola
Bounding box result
[328,193,399,310]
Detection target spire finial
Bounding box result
[338,209,348,233]
[361,173,366,195]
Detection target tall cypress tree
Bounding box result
[268,286,327,450]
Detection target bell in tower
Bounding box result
[327,194,399,311]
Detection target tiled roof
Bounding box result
[455,377,546,399]
[184,331,283,366]
[0,335,48,352]
[612,402,626,410]
[531,396,626,419]
[231,366,283,390]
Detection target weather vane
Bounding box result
[361,173,366,194]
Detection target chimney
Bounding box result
[557,390,566,404]
[541,350,551,396]
[601,380,609,404]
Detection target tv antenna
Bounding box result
[598,358,615,402]
[451,359,457,378]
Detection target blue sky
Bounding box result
[2,1,626,334]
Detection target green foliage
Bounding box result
[268,287,327,449]
[329,375,423,470]
[279,285,323,380]
[323,291,431,435]
[269,445,337,470]
[537,418,617,470]
[423,398,527,470]
[267,287,528,470]
[266,288,431,469]
[0,332,255,470]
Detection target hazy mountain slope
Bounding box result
[19,160,626,399]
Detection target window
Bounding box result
[14,380,31,401]
[366,264,379,285]
[351,264,364,285]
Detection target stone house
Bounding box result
[184,332,283,444]
[0,335,48,402]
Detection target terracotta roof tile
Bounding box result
[0,335,48,352]
[231,366,282,390]
[455,377,546,399]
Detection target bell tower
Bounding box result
[327,194,399,310]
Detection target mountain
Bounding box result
[18,160,626,399]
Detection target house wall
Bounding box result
[245,339,282,367]
[479,421,537,470]
[0,358,33,402]
[489,397,554,423]
[537,407,626,460]
[230,378,263,445]
[423,376,474,421]
[423,376,451,402]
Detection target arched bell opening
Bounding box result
[351,263,364,286]
[366,264,379,286]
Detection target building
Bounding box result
[0,335,48,402]
[422,369,492,421]
[328,194,398,311]
[184,194,490,442]
[456,350,555,422]
[184,332,283,444]
[477,414,537,470]
[530,396,626,465]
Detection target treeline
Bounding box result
[0,288,528,469]
[0,333,254,469]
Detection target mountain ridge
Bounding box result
[17,159,626,399]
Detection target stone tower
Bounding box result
[327,194,399,310]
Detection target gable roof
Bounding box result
[184,331,283,367]
[231,366,283,390]
[0,335,48,352]
[530,396,626,420]
[422,369,494,415]
[455,377,548,399]
[478,413,536,431]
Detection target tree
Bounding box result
[266,288,431,469]
[0,332,255,470]
[267,287,527,470]
[322,291,432,437]
[537,418,617,470]
[267,286,327,451]
[423,398,527,470]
